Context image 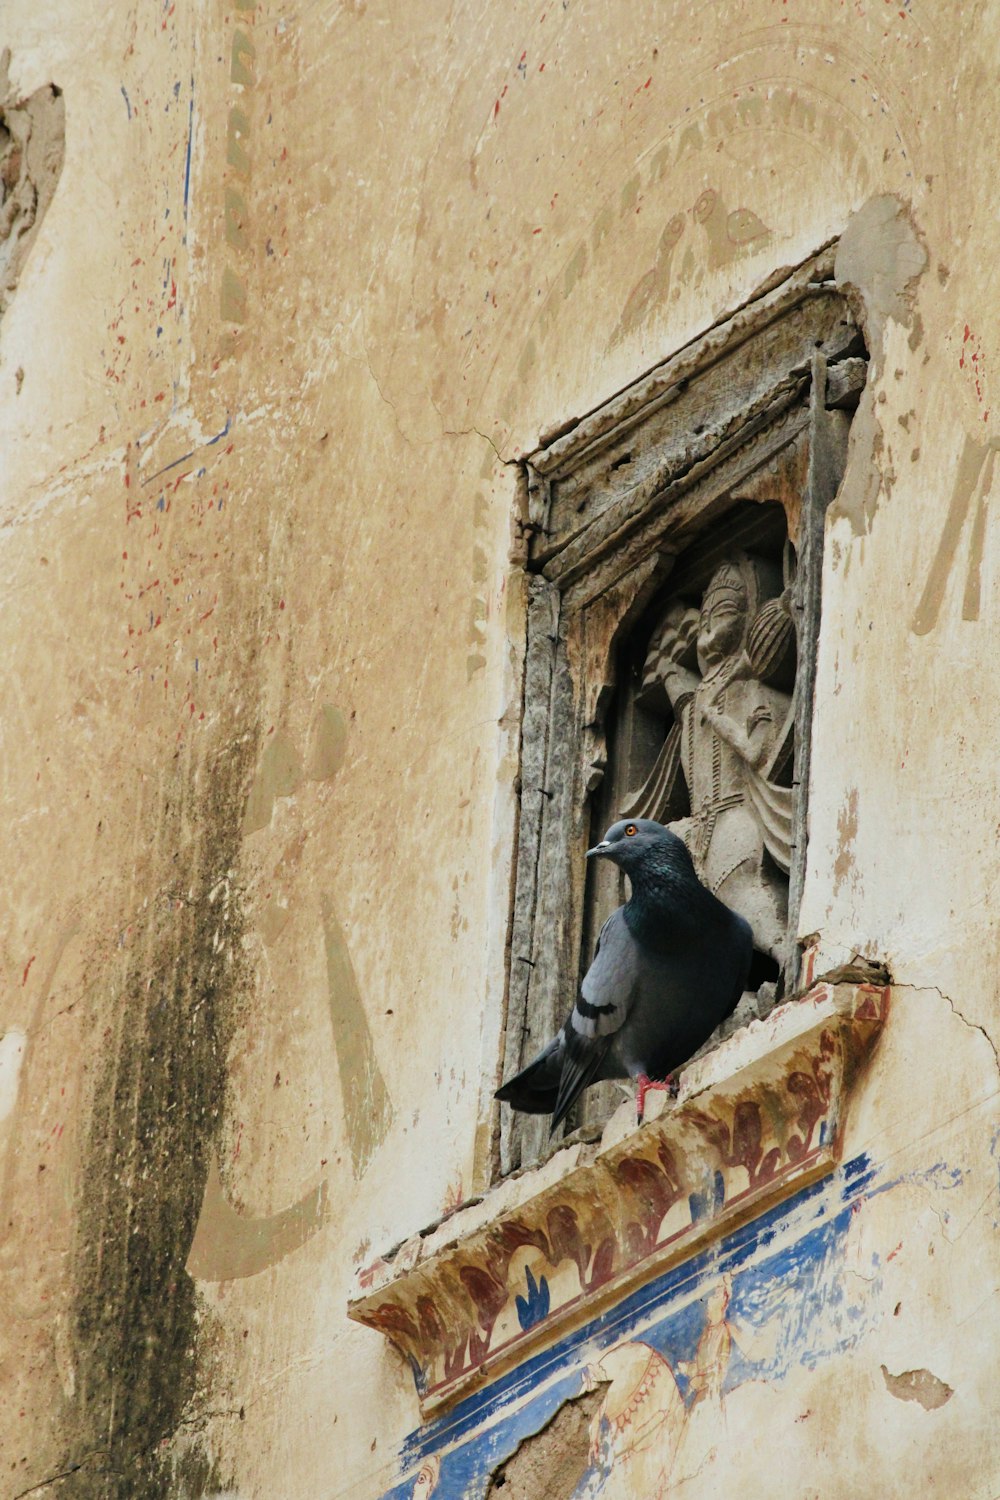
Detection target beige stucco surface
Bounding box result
[1,2,998,1496]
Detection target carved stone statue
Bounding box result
[623,551,796,962]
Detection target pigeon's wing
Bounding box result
[495,916,623,1117]
[549,910,638,1133]
[494,1034,563,1115]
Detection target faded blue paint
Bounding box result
[382,1151,901,1499]
[183,82,194,216]
[141,416,231,487]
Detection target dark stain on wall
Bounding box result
[67,732,257,1497]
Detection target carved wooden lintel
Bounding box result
[349,980,888,1414]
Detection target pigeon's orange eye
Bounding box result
[625,824,637,837]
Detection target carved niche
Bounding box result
[500,247,868,1173]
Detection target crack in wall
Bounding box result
[894,981,1000,1078]
[358,306,513,467]
[443,424,512,466]
[937,990,1000,1076]
[13,1459,98,1500]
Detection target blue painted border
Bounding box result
[398,1150,878,1472]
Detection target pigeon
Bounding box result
[495,817,753,1133]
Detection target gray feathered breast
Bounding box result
[495,817,753,1133]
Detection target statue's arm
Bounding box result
[661,661,699,712]
[701,698,775,772]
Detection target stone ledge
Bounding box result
[348,981,888,1414]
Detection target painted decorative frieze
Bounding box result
[349,981,888,1413]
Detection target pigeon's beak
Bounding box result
[586,840,612,859]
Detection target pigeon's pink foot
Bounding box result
[636,1073,678,1125]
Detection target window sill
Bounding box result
[348,979,888,1415]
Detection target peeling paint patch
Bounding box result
[911,436,999,636]
[242,730,303,833]
[881,1364,954,1410]
[185,1156,327,1280]
[834,195,927,354]
[306,703,347,781]
[322,896,394,1177]
[0,56,65,320]
[0,1028,27,1123]
[833,789,858,894]
[831,196,927,536]
[484,1388,601,1497]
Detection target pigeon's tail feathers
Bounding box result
[495,1038,563,1116]
[548,1031,613,1136]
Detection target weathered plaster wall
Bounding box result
[0,2,997,1497]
